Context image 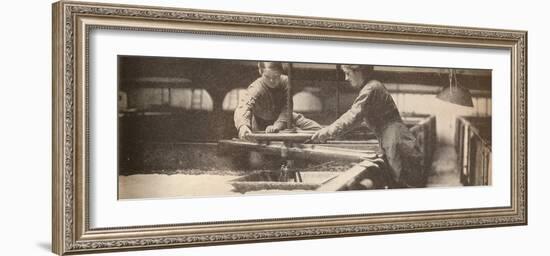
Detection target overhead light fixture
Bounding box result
[436,69,474,107]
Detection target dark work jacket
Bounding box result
[325,80,424,186]
[326,80,402,135]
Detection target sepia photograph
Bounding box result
[117,56,492,199]
[51,1,527,254]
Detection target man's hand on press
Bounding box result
[310,126,332,143]
[265,125,280,133]
[266,121,286,133]
[238,126,252,140]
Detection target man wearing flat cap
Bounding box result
[311,65,425,188]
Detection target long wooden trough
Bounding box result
[218,114,436,192]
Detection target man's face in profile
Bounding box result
[342,68,366,89]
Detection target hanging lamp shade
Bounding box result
[436,69,474,107]
[436,85,474,107]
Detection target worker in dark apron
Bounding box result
[234,62,321,139]
[311,65,425,188]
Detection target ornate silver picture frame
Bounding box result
[52,1,527,255]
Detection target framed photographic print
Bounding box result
[52,0,527,255]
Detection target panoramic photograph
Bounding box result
[117,56,492,199]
